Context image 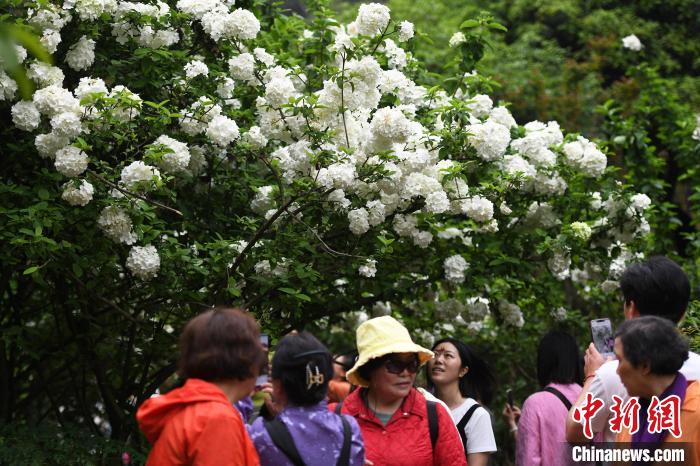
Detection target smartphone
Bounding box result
[590,318,615,359]
[256,334,270,386]
[506,389,514,409]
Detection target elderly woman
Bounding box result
[248,331,365,466]
[614,316,699,465]
[137,307,266,465]
[334,316,466,466]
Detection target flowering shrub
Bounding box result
[1,0,652,451]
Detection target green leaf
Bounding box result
[23,266,38,275]
[279,287,297,294]
[460,20,479,29]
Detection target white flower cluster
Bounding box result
[98,206,137,245]
[355,3,390,37]
[120,161,161,190]
[54,146,89,177]
[358,259,377,277]
[62,179,95,206]
[622,34,643,52]
[562,136,607,177]
[152,135,190,173]
[499,301,524,328]
[126,245,160,280]
[444,255,468,283]
[66,36,96,71]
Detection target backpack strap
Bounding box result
[543,386,572,411]
[426,400,439,451]
[334,400,343,415]
[263,418,305,466]
[336,415,352,466]
[455,403,481,454]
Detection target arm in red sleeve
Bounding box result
[191,410,261,466]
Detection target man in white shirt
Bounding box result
[565,256,700,443]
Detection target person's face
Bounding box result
[333,356,348,380]
[614,337,649,397]
[368,352,419,402]
[428,342,467,386]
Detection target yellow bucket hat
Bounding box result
[346,316,434,387]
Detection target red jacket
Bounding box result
[334,387,467,466]
[137,378,260,466]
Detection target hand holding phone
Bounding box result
[590,318,615,360]
[256,334,270,387]
[506,389,514,409]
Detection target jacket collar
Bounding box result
[343,387,425,425]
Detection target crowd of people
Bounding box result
[135,256,700,465]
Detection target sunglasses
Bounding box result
[384,357,420,375]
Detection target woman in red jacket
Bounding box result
[336,316,467,466]
[137,307,266,466]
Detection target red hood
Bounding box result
[136,379,231,444]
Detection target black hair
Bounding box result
[619,256,690,323]
[427,338,496,406]
[615,315,689,375]
[537,331,583,387]
[271,331,333,406]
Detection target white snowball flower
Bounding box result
[499,301,524,328]
[630,193,651,213]
[412,230,433,248]
[461,196,494,222]
[370,106,412,145]
[54,146,88,177]
[466,94,493,119]
[449,32,466,47]
[570,222,592,241]
[27,62,65,88]
[251,186,276,214]
[227,8,261,40]
[398,21,414,41]
[488,106,517,129]
[228,53,257,84]
[356,3,390,37]
[66,36,96,71]
[348,208,370,235]
[264,73,297,107]
[126,245,161,280]
[425,191,450,214]
[468,121,510,161]
[98,206,137,245]
[74,77,108,102]
[176,0,220,18]
[444,254,468,283]
[244,126,268,149]
[562,136,607,177]
[184,60,209,79]
[61,179,94,206]
[358,259,377,278]
[0,70,18,101]
[35,132,70,159]
[216,77,235,98]
[74,0,117,21]
[153,135,190,173]
[552,307,568,321]
[50,112,83,138]
[206,115,240,146]
[120,161,161,190]
[502,155,536,180]
[548,251,571,280]
[622,34,643,51]
[40,30,62,54]
[366,200,386,226]
[11,101,41,131]
[32,85,81,117]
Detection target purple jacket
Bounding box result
[248,400,365,466]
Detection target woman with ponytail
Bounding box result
[248,331,365,466]
[427,338,497,466]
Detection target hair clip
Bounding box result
[306,363,324,389]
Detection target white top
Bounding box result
[450,397,497,454]
[584,350,700,442]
